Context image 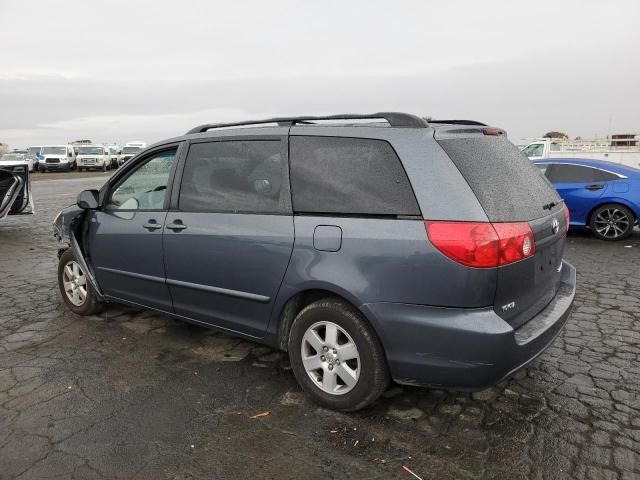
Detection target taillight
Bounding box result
[425,221,536,268]
[563,204,570,233]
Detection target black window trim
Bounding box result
[288,134,422,218]
[169,135,291,215]
[101,142,183,212]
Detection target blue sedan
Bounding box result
[534,159,640,241]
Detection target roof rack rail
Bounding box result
[186,112,428,134]
[430,119,487,126]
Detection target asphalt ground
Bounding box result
[1,175,639,479]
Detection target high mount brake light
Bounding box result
[482,128,504,136]
[425,221,536,268]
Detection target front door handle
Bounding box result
[143,220,162,231]
[166,220,187,231]
[585,184,604,191]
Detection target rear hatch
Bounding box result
[435,128,565,328]
[0,162,33,219]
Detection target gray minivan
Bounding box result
[54,113,576,411]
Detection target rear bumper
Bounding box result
[362,260,576,390]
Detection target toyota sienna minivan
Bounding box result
[54,113,576,411]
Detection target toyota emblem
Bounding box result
[551,218,560,235]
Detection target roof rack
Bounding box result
[430,119,487,126]
[186,112,428,134]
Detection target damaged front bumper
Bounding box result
[53,205,105,302]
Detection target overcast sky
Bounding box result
[1,0,639,148]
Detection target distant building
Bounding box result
[611,134,638,148]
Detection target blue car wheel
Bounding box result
[589,203,635,241]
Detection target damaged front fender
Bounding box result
[53,204,105,302]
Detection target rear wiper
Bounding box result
[543,201,558,211]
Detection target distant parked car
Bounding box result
[2,152,33,172]
[39,145,77,172]
[1,153,27,165]
[535,159,640,240]
[26,146,42,172]
[76,145,111,172]
[120,145,144,163]
[107,146,123,168]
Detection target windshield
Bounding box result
[42,146,67,155]
[1,154,25,162]
[521,143,545,157]
[78,146,105,155]
[123,147,141,154]
[27,147,41,155]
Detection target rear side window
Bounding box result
[290,136,420,216]
[547,164,600,183]
[437,136,561,222]
[596,170,619,181]
[179,140,290,214]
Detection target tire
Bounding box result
[589,203,635,241]
[288,298,389,411]
[57,249,104,316]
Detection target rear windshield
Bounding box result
[437,136,561,222]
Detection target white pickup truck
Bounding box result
[521,137,640,168]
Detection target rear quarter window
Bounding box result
[437,136,561,222]
[290,136,420,216]
[547,164,600,183]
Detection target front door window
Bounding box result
[107,150,176,210]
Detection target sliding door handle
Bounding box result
[143,221,162,231]
[166,220,187,231]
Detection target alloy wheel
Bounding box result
[62,260,88,306]
[593,208,630,239]
[301,321,360,395]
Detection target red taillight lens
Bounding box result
[425,221,536,268]
[492,223,536,265]
[563,204,570,233]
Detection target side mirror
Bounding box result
[68,151,73,157]
[77,189,99,209]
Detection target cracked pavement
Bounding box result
[1,174,639,479]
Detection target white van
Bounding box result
[76,145,111,172]
[121,142,147,163]
[39,145,76,172]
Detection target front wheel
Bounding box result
[590,204,635,241]
[288,298,389,411]
[57,249,104,315]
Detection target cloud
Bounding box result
[1,48,639,148]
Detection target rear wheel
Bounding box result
[57,249,104,315]
[288,298,389,411]
[590,203,635,241]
